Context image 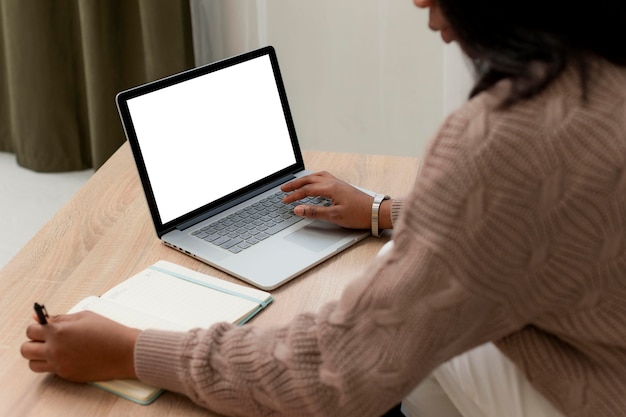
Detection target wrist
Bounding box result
[122,328,141,379]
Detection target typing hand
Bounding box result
[280,171,374,229]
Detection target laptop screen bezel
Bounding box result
[115,46,305,237]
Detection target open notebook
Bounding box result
[116,46,372,290]
[68,260,273,404]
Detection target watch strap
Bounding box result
[371,194,390,237]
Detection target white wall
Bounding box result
[190,0,473,158]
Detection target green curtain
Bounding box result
[0,0,195,172]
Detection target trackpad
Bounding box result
[284,221,351,252]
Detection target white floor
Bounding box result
[0,152,93,269]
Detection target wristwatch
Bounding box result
[371,194,390,237]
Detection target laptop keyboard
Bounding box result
[192,191,332,254]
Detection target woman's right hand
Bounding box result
[280,171,390,230]
[21,311,139,383]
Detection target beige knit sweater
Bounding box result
[135,57,626,417]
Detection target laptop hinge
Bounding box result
[176,174,296,231]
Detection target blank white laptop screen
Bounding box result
[126,55,296,224]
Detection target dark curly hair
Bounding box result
[437,0,626,106]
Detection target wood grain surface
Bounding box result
[0,143,419,417]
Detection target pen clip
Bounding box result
[34,302,49,325]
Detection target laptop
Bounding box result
[116,46,372,290]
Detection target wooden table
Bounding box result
[0,143,418,417]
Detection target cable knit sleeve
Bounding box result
[390,197,404,227]
[135,61,626,417]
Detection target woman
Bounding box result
[22,0,626,416]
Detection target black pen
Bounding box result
[34,302,49,325]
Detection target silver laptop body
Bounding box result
[116,46,371,290]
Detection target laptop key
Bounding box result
[255,232,270,241]
[203,234,221,243]
[213,236,231,246]
[265,215,302,235]
[227,245,243,254]
[221,237,243,249]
